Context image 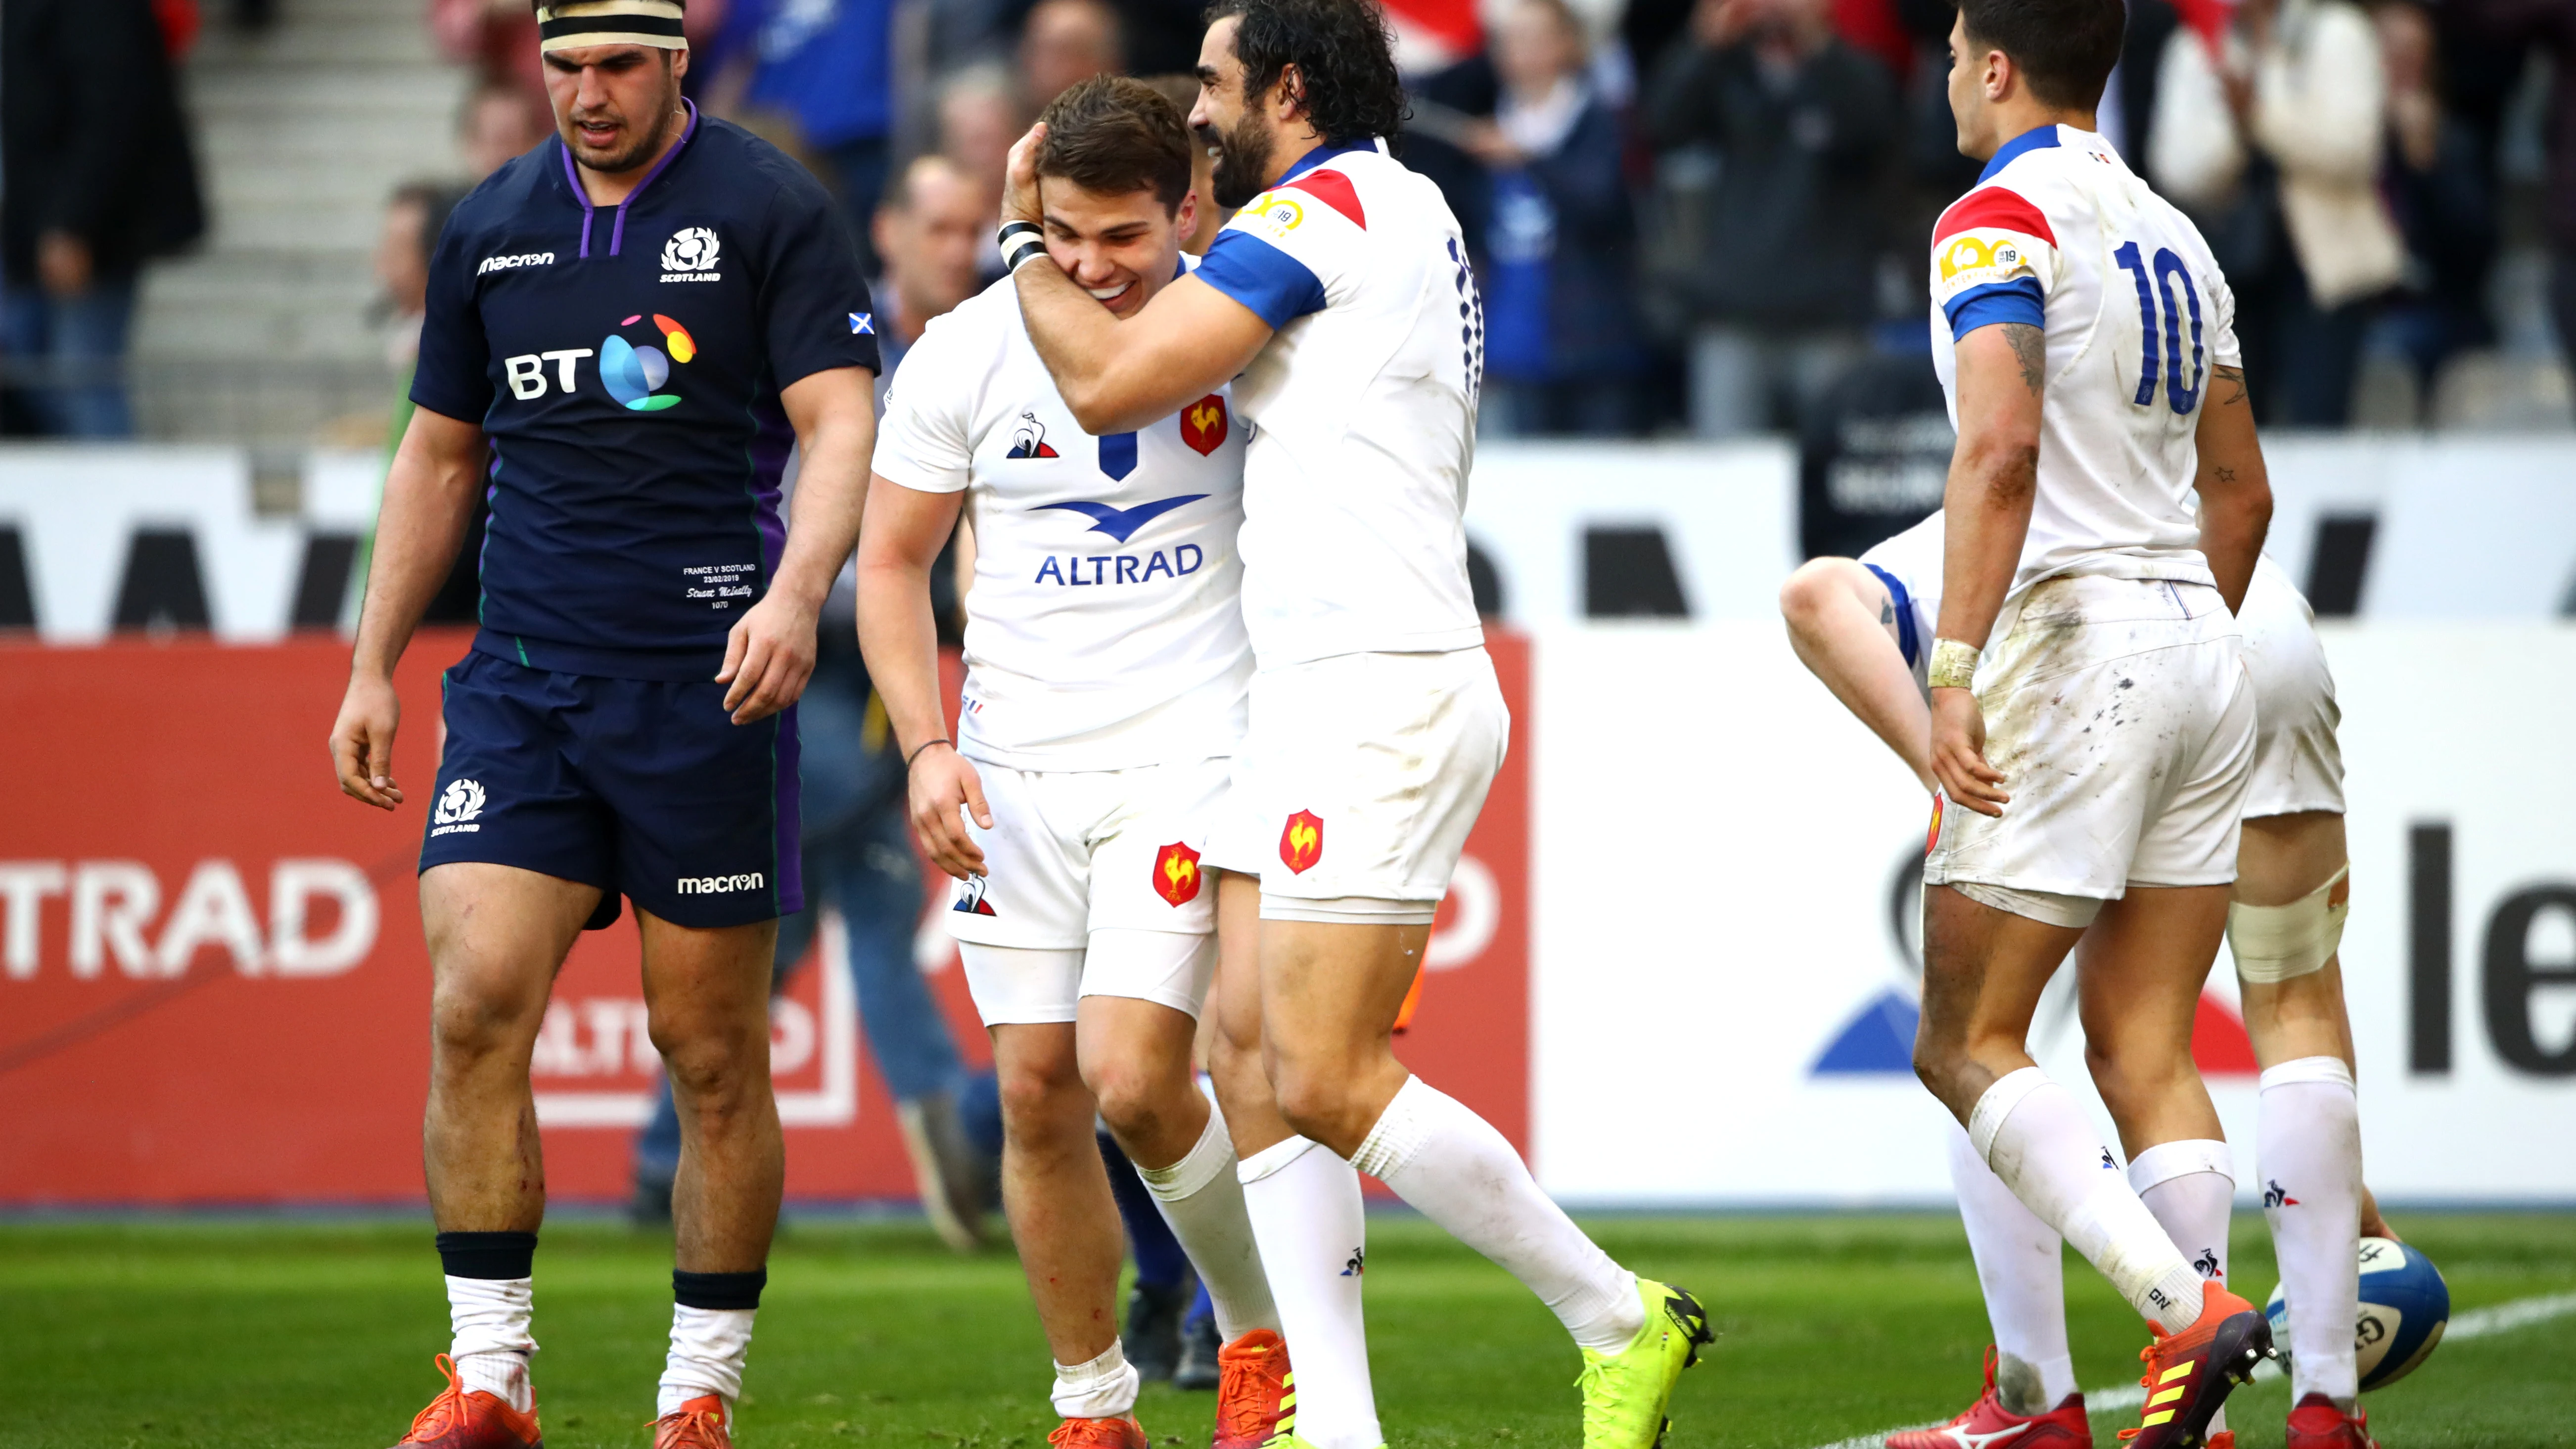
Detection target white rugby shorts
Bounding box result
[2239,557,2346,819]
[1205,647,1507,924]
[1926,575,2254,900]
[946,756,1227,1024]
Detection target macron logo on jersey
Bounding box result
[1036,495,1206,543]
[478,251,555,276]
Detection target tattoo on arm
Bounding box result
[2002,323,2045,396]
[2213,465,2238,483]
[2212,364,2248,407]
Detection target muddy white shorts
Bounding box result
[1926,575,2254,905]
[947,756,1227,1024]
[2238,556,2346,820]
[1204,648,1508,925]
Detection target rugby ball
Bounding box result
[2264,1236,2450,1391]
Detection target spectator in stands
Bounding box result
[2152,0,2400,425]
[704,0,898,270]
[2455,0,2576,383]
[2370,0,2499,416]
[938,63,1029,276]
[0,0,207,438]
[1464,0,1648,435]
[457,77,549,181]
[1643,0,1901,437]
[1018,0,1123,108]
[870,154,989,389]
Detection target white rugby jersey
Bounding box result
[1929,125,2243,605]
[1190,139,1486,667]
[874,267,1250,771]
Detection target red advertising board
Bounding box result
[0,632,1529,1206]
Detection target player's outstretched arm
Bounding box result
[1929,321,2046,818]
[852,476,989,880]
[328,405,486,811]
[1780,559,1937,789]
[2190,364,2272,614]
[719,364,878,725]
[1002,124,1275,434]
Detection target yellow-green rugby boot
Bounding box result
[1255,1374,1382,1449]
[1575,1279,1712,1449]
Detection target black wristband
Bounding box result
[906,737,952,767]
[1004,235,1051,273]
[998,219,1043,249]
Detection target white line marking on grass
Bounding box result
[1804,1288,2576,1449]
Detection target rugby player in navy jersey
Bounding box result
[325,4,878,1446]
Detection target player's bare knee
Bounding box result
[1084,1057,1178,1144]
[427,975,544,1068]
[655,1030,762,1109]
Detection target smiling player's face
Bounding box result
[544,42,689,176]
[1039,179,1194,318]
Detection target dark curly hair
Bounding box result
[1202,0,1408,148]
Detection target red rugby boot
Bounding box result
[651,1394,733,1449]
[388,1355,542,1449]
[1886,1347,2092,1449]
[2116,1283,2272,1449]
[1047,1416,1149,1449]
[1212,1328,1293,1449]
[2284,1394,2379,1449]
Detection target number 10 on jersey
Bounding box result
[2114,241,2204,415]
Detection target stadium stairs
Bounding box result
[133,0,472,457]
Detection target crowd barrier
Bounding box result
[0,633,1526,1208]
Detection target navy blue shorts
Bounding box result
[419,650,803,929]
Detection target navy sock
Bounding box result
[673,1268,767,1311]
[437,1230,537,1280]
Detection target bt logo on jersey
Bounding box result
[501,314,694,408]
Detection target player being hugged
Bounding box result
[1902,0,2281,1444]
[992,5,1708,1448]
[327,3,880,1445]
[857,77,1288,1449]
[1786,518,2390,1449]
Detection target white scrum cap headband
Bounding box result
[537,0,687,51]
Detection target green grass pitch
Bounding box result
[3,1213,2570,1448]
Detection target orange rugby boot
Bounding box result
[1212,1328,1293,1449]
[1046,1415,1149,1449]
[388,1354,542,1449]
[2284,1394,2379,1449]
[2116,1283,2272,1449]
[1885,1346,2091,1449]
[651,1394,733,1449]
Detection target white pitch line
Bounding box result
[1802,1288,2576,1449]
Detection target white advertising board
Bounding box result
[1526,621,2576,1206]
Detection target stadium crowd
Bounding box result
[0,0,2570,440]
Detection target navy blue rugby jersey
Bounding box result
[413,103,880,679]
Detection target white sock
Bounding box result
[1350,1076,1643,1354]
[1945,1120,2076,1411]
[446,1274,535,1412]
[2260,1057,2363,1406]
[658,1306,755,1418]
[1135,1097,1279,1340]
[2131,1137,2236,1432]
[1970,1068,2205,1334]
[1239,1136,1378,1449]
[1051,1341,1142,1419]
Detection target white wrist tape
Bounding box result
[1928,637,1981,691]
[2229,864,2349,984]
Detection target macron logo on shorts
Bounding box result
[677,872,765,895]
